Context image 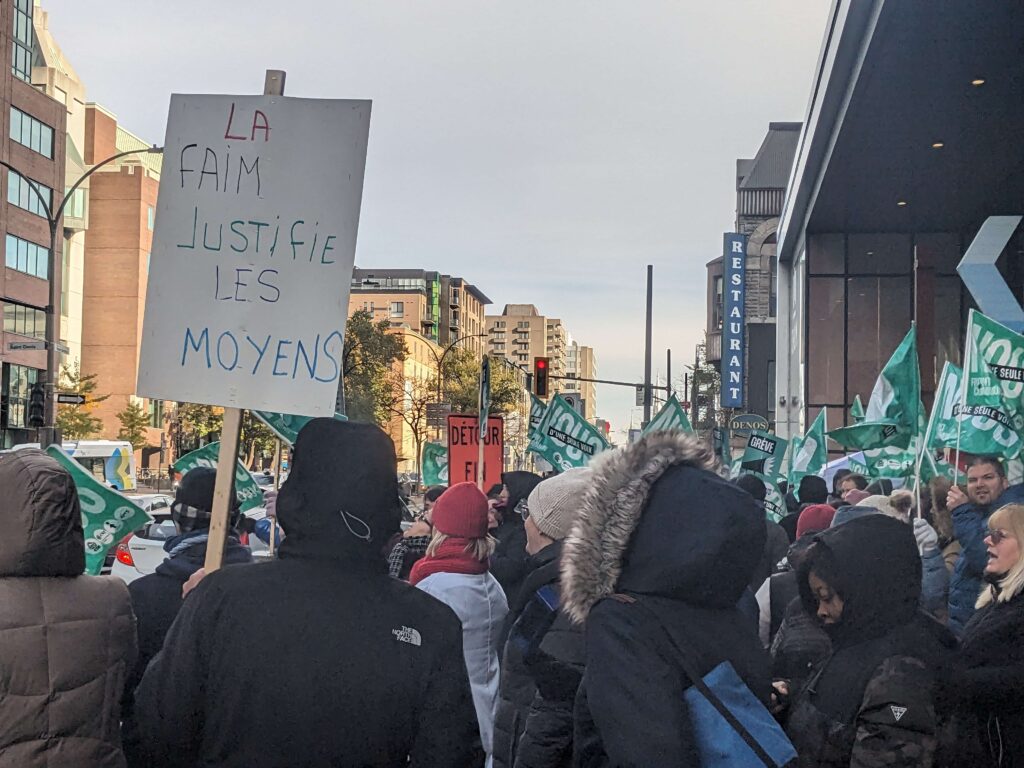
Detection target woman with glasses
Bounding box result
[950,503,1024,767]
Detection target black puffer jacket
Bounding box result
[491,472,542,600]
[561,431,770,766]
[949,588,1024,767]
[785,515,956,768]
[493,540,584,768]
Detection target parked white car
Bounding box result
[110,507,269,584]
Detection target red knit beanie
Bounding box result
[432,482,489,538]
[797,504,837,539]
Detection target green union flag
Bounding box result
[964,310,1024,456]
[789,410,828,494]
[532,394,609,471]
[173,442,264,512]
[421,442,448,487]
[851,394,866,423]
[254,410,347,445]
[927,360,1020,460]
[642,395,694,435]
[46,446,152,575]
[829,327,920,450]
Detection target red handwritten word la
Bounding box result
[224,102,270,142]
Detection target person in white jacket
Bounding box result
[411,482,509,765]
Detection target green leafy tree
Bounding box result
[240,411,277,469]
[116,399,151,451]
[55,361,109,439]
[343,310,407,424]
[443,349,522,415]
[171,404,276,468]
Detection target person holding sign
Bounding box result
[0,449,137,768]
[133,418,482,767]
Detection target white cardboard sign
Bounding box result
[137,94,371,416]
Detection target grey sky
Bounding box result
[44,0,829,438]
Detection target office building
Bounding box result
[775,2,1024,443]
[486,304,573,399]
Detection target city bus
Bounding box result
[5,440,137,490]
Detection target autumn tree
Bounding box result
[116,399,151,451]
[442,349,522,415]
[343,310,407,424]
[55,361,109,439]
[383,371,435,477]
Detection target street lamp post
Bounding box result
[0,146,163,446]
[425,332,489,406]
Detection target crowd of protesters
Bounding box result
[1,420,1022,767]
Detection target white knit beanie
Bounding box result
[526,467,592,541]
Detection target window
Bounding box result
[11,0,33,82]
[769,258,778,318]
[147,205,155,230]
[711,275,723,329]
[517,321,530,329]
[848,234,912,275]
[64,187,86,218]
[806,277,844,405]
[5,234,48,279]
[148,399,164,428]
[9,107,53,158]
[8,172,52,217]
[2,362,38,429]
[389,301,404,318]
[3,300,46,339]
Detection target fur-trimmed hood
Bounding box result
[561,431,765,623]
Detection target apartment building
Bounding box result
[486,304,575,400]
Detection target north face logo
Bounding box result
[890,706,908,722]
[392,626,422,646]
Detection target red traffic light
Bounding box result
[533,357,550,397]
[536,359,547,369]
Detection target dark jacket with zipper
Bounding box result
[784,515,956,768]
[493,540,585,768]
[491,472,543,601]
[560,432,771,767]
[948,588,1024,767]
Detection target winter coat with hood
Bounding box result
[784,514,956,768]
[0,448,137,768]
[561,432,770,767]
[492,539,585,768]
[948,483,1024,636]
[948,582,1024,766]
[132,419,482,768]
[491,471,542,602]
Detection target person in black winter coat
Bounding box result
[491,471,542,601]
[561,431,770,766]
[493,469,588,768]
[122,468,252,765]
[133,419,482,768]
[782,514,956,768]
[949,502,1024,767]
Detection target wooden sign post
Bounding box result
[135,69,371,573]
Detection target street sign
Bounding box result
[8,340,45,351]
[54,342,70,354]
[729,413,770,433]
[635,385,644,406]
[447,414,503,490]
[56,392,86,405]
[562,393,585,415]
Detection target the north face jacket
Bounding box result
[785,515,956,768]
[561,431,770,766]
[0,448,137,768]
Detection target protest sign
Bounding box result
[740,430,789,483]
[928,361,1020,459]
[963,311,1024,455]
[137,94,371,416]
[528,394,546,439]
[448,415,503,490]
[173,442,264,512]
[46,446,151,575]
[532,395,609,471]
[643,394,694,435]
[254,409,347,445]
[421,442,449,487]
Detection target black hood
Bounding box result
[562,430,764,622]
[501,473,544,514]
[798,514,921,648]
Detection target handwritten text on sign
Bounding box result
[137,95,371,415]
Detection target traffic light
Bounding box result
[28,383,45,428]
[533,357,549,398]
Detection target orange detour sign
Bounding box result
[447,415,503,489]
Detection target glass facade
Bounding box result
[1,362,38,432]
[10,107,53,157]
[804,232,969,434]
[3,300,46,338]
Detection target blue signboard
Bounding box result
[721,233,747,408]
